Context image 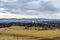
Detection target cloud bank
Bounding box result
[0,0,60,19]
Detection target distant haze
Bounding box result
[0,12,60,19]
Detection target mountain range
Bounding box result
[0,18,60,23]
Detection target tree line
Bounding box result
[0,22,60,30]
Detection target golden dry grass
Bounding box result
[0,26,60,40]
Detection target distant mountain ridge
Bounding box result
[0,18,60,23]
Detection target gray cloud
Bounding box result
[0,0,60,15]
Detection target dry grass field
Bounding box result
[0,26,60,40]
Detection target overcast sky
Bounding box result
[0,0,60,19]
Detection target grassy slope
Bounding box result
[0,26,60,38]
